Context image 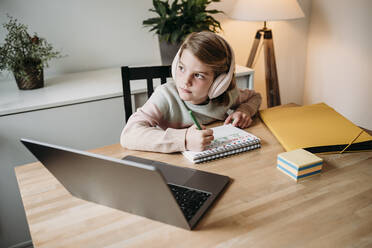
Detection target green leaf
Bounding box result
[171,0,179,12]
[153,0,161,13]
[206,9,222,14]
[158,1,167,17]
[143,17,161,26]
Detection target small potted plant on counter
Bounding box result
[0,15,63,90]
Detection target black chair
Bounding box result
[121,65,172,122]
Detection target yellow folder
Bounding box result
[259,103,372,154]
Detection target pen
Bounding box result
[189,110,202,130]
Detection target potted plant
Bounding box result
[143,0,223,65]
[0,15,63,90]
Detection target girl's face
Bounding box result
[175,48,215,105]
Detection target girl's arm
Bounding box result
[224,88,262,128]
[235,88,262,117]
[120,102,187,153]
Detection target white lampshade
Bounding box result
[229,0,305,22]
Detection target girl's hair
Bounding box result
[179,31,236,106]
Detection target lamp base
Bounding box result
[247,27,281,108]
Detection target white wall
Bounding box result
[303,0,372,129]
[211,0,312,109]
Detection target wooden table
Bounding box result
[15,118,372,248]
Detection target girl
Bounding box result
[121,31,261,153]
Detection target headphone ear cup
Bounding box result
[208,73,230,99]
[171,48,181,81]
[208,40,236,99]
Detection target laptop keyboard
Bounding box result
[167,183,211,221]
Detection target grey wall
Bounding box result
[0,0,161,79]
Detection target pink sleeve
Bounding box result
[235,88,262,117]
[120,101,187,153]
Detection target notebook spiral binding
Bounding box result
[194,140,261,163]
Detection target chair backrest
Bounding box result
[121,65,172,122]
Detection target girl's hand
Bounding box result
[224,111,253,128]
[185,125,214,151]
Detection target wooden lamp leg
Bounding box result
[246,30,262,68]
[263,30,281,107]
[246,25,281,108]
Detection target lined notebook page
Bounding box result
[182,124,261,163]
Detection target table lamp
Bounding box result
[229,0,304,107]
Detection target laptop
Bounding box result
[21,138,230,230]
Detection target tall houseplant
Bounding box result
[0,15,62,90]
[143,0,223,64]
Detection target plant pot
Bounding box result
[13,59,44,90]
[158,37,181,65]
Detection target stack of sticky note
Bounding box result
[277,149,323,181]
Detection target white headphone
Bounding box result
[171,35,235,99]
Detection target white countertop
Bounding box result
[0,65,253,116]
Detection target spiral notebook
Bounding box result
[182,124,261,163]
